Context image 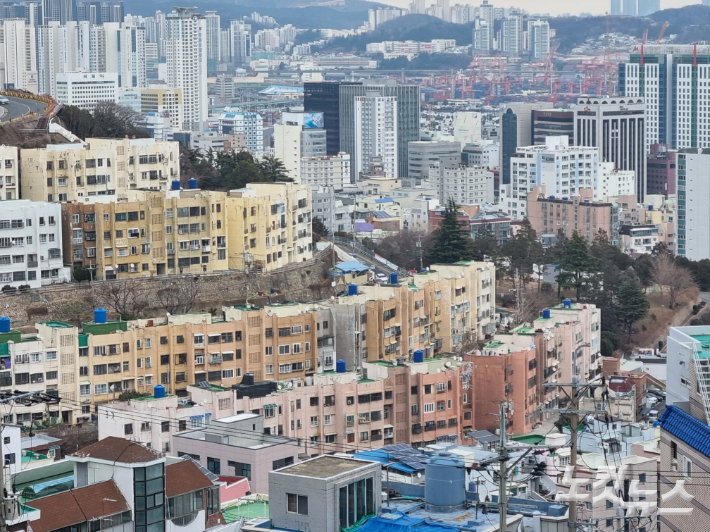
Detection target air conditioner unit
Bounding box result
[82,398,91,403]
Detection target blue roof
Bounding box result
[659,405,710,457]
[353,450,418,474]
[371,211,392,218]
[358,511,459,532]
[355,222,374,232]
[335,260,369,274]
[375,198,394,203]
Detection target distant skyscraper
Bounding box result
[165,7,207,131]
[610,0,623,15]
[354,92,398,178]
[573,96,646,201]
[637,0,660,15]
[229,20,250,65]
[339,80,420,182]
[621,0,637,16]
[42,0,74,24]
[529,20,550,59]
[204,11,220,63]
[304,81,354,156]
[0,19,36,91]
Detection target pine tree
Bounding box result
[427,198,474,264]
[617,278,650,343]
[556,231,598,300]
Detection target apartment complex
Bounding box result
[189,354,473,454]
[0,146,19,200]
[0,200,70,288]
[20,137,179,203]
[61,189,228,279]
[429,163,494,206]
[299,153,351,190]
[676,148,710,260]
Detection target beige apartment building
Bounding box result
[0,146,19,200]
[225,183,313,271]
[140,87,184,131]
[61,189,228,279]
[20,137,179,203]
[189,354,473,453]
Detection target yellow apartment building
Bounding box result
[225,182,313,271]
[20,137,180,203]
[0,146,19,200]
[140,88,183,131]
[61,189,228,279]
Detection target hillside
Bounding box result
[121,0,382,29]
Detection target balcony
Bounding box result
[209,356,223,364]
[27,261,38,268]
[195,357,205,365]
[202,245,211,253]
[411,424,422,435]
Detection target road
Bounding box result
[0,95,47,122]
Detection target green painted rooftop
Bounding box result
[222,501,269,523]
[39,321,73,328]
[693,334,710,360]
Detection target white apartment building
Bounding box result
[229,20,251,64]
[429,163,494,206]
[502,136,599,220]
[599,162,636,199]
[0,19,37,92]
[36,22,69,97]
[354,92,398,178]
[0,201,70,288]
[0,146,19,200]
[300,153,350,190]
[55,71,118,110]
[204,11,221,61]
[165,7,208,131]
[529,20,550,59]
[116,25,147,89]
[218,109,263,152]
[677,148,710,260]
[273,113,327,182]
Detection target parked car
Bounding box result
[0,96,9,105]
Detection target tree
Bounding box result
[375,231,430,271]
[652,254,696,308]
[58,102,150,140]
[616,278,650,343]
[470,223,499,262]
[312,217,330,245]
[94,279,148,320]
[72,266,92,283]
[257,155,293,182]
[59,299,94,326]
[155,277,201,315]
[500,218,543,288]
[556,231,598,300]
[427,199,473,264]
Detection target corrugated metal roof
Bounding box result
[658,405,710,457]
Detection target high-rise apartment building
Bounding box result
[573,96,646,201]
[407,140,461,186]
[204,11,220,65]
[217,110,263,152]
[499,102,554,185]
[529,20,550,59]
[676,148,710,260]
[620,45,710,151]
[339,80,420,182]
[164,7,207,131]
[116,25,146,88]
[429,164,494,206]
[41,0,74,24]
[354,92,398,179]
[273,111,327,182]
[229,19,250,65]
[0,18,37,91]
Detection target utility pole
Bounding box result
[498,401,508,532]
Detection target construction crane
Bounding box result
[656,21,668,43]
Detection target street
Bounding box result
[0,95,47,122]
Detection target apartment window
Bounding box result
[423,403,435,413]
[229,461,251,480]
[683,456,692,478]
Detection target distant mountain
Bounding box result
[317,14,475,53]
[120,0,384,29]
[551,5,710,53]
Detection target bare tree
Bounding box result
[652,254,696,308]
[454,330,480,357]
[156,276,201,315]
[94,279,148,318]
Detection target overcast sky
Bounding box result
[376,0,697,17]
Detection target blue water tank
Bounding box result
[562,196,568,201]
[171,179,180,191]
[0,317,10,333]
[425,453,466,512]
[336,359,347,373]
[413,350,424,363]
[542,308,551,319]
[188,178,198,189]
[348,284,358,296]
[549,195,555,199]
[563,299,572,309]
[648,205,654,211]
[389,272,398,285]
[94,308,107,324]
[154,384,166,398]
[584,199,590,203]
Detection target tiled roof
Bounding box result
[71,436,162,463]
[166,459,215,498]
[659,405,710,457]
[29,480,129,532]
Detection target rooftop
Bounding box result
[659,405,710,457]
[71,436,163,464]
[165,459,215,498]
[274,455,376,479]
[28,480,129,532]
[690,334,710,360]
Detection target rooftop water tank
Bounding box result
[389,272,398,285]
[171,180,180,191]
[413,350,424,363]
[542,308,551,319]
[584,199,590,203]
[94,308,107,324]
[562,196,568,201]
[648,205,654,211]
[549,195,555,199]
[563,299,572,309]
[0,317,9,333]
[188,178,198,189]
[153,384,166,398]
[241,372,255,385]
[348,284,358,296]
[336,359,347,373]
[425,453,466,513]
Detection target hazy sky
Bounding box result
[376,0,697,17]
